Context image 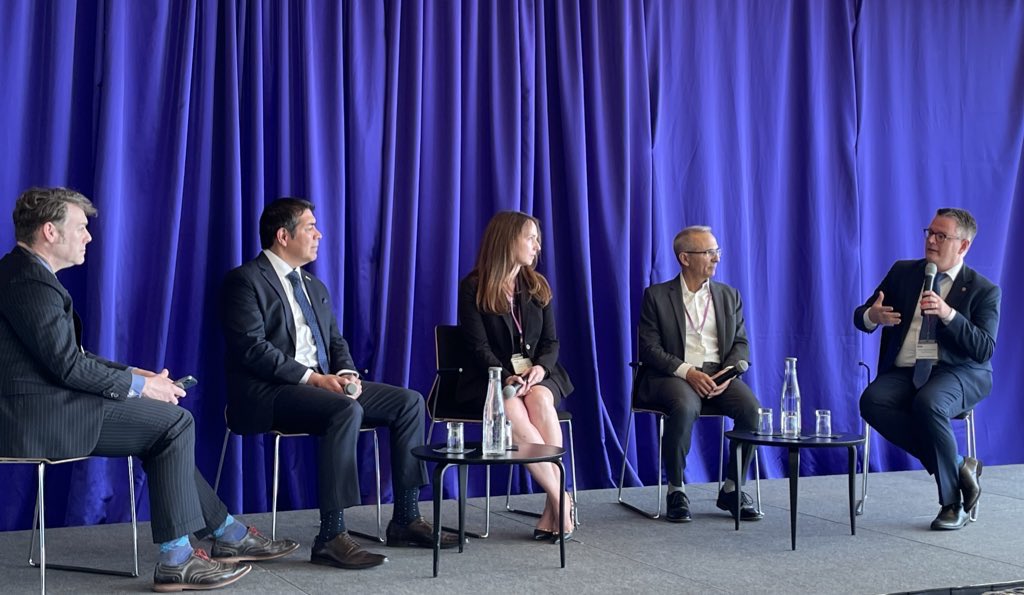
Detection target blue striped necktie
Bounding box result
[286,270,331,374]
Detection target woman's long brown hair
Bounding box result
[473,211,552,314]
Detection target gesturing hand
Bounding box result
[867,291,901,326]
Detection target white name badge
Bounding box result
[510,354,533,375]
[916,341,939,360]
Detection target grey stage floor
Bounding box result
[3,465,1024,594]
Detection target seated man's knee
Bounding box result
[326,398,363,427]
[910,388,955,419]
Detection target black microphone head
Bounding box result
[735,360,749,373]
[502,384,518,399]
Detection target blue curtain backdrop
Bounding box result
[1,0,1022,531]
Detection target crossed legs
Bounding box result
[503,385,572,533]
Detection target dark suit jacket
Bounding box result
[220,252,357,434]
[455,273,573,407]
[636,275,750,402]
[0,246,133,458]
[854,259,1000,404]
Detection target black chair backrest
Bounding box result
[426,325,481,422]
[630,328,669,416]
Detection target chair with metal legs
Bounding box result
[426,325,579,537]
[0,456,139,594]
[857,361,979,521]
[616,355,761,519]
[212,411,384,542]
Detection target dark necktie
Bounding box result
[286,270,331,374]
[913,272,947,388]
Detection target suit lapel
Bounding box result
[256,254,297,347]
[895,260,927,346]
[303,271,332,353]
[667,276,688,345]
[944,265,972,312]
[710,282,727,349]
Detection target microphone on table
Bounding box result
[714,360,750,386]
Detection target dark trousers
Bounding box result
[638,363,760,488]
[90,398,228,543]
[860,367,969,506]
[270,381,427,511]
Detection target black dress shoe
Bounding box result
[666,491,692,523]
[930,503,969,530]
[211,526,300,563]
[386,517,461,549]
[153,549,251,592]
[716,489,764,521]
[310,533,388,569]
[960,456,983,513]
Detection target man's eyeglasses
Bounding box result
[683,248,722,258]
[923,229,961,243]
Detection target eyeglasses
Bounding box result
[923,228,961,243]
[683,248,722,258]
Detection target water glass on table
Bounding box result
[756,408,774,435]
[445,422,465,452]
[815,409,832,438]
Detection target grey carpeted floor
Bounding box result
[3,464,1024,594]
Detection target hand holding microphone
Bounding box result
[919,262,951,319]
[503,378,524,400]
[713,360,749,386]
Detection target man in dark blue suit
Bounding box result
[0,187,297,592]
[220,198,457,571]
[856,208,1000,530]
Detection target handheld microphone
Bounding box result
[344,383,359,396]
[922,262,938,294]
[502,383,521,399]
[714,360,749,386]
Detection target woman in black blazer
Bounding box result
[457,211,575,541]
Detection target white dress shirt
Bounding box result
[673,275,720,379]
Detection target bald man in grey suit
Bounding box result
[636,226,762,524]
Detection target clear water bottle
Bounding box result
[482,367,507,455]
[780,357,801,438]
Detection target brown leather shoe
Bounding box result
[211,526,300,563]
[152,549,251,592]
[310,533,387,570]
[386,517,461,549]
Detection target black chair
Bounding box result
[616,345,761,519]
[856,361,978,521]
[425,325,578,537]
[0,456,139,593]
[212,408,384,542]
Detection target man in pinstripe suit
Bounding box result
[0,187,298,591]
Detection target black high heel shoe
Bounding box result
[550,494,577,543]
[532,528,554,541]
